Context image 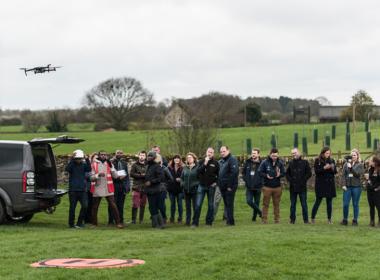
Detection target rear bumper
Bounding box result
[11,189,67,215]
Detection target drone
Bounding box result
[19,64,62,76]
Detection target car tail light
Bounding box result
[23,171,35,193]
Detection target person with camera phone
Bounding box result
[366,156,380,227]
[311,147,337,224]
[340,149,364,226]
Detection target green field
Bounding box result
[1,188,380,280]
[0,122,379,157]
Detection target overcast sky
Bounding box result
[1,0,380,109]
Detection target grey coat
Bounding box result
[341,162,364,187]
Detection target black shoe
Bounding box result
[289,220,295,224]
[352,220,358,226]
[340,219,348,226]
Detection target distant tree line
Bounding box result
[5,76,377,133]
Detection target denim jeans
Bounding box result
[184,192,197,225]
[311,197,333,220]
[246,189,262,221]
[343,186,362,221]
[193,185,216,226]
[220,188,236,225]
[290,191,309,223]
[169,192,184,222]
[68,191,88,227]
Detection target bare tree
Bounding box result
[167,118,218,156]
[84,77,154,130]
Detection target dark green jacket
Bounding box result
[181,164,199,194]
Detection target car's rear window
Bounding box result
[0,146,23,170]
[32,145,53,170]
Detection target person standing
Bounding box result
[65,149,91,228]
[311,147,337,224]
[167,155,184,224]
[108,150,130,225]
[286,148,312,224]
[340,149,364,226]
[193,147,220,227]
[157,153,173,224]
[144,151,165,228]
[152,145,168,167]
[181,152,199,226]
[242,148,263,222]
[130,151,148,224]
[218,146,239,226]
[366,156,380,227]
[90,151,123,229]
[258,148,285,224]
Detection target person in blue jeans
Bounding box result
[286,148,312,224]
[193,147,220,227]
[340,149,364,226]
[242,148,263,221]
[167,155,184,224]
[181,153,199,226]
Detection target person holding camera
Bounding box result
[365,156,380,227]
[258,148,286,224]
[311,147,337,224]
[340,149,364,226]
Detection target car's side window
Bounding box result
[0,147,23,170]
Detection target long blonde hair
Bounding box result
[351,148,361,162]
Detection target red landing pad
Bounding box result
[30,258,145,269]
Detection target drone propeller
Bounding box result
[19,68,28,76]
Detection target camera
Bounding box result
[344,155,352,162]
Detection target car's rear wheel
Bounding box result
[9,214,34,223]
[0,200,6,225]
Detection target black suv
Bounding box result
[0,135,83,224]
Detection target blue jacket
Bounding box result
[258,156,285,188]
[65,159,91,192]
[218,154,239,191]
[242,158,263,190]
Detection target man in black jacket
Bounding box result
[286,148,312,224]
[145,151,165,228]
[258,148,286,224]
[242,148,263,221]
[218,146,239,226]
[108,150,130,225]
[193,147,219,226]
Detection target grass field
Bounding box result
[1,188,380,280]
[1,122,380,157]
